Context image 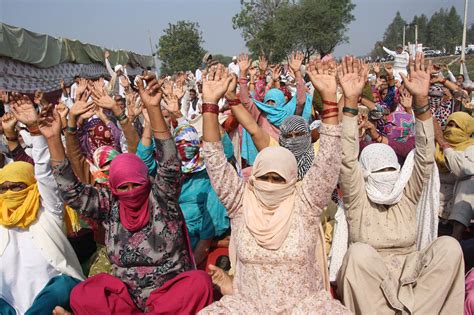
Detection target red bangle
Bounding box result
[322,113,339,120]
[239,78,248,83]
[226,98,240,106]
[202,103,219,114]
[322,99,338,106]
[322,107,339,116]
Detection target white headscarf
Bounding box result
[359,143,414,205]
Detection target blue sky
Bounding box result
[0,0,471,60]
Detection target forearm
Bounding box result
[230,103,270,151]
[295,75,306,116]
[360,97,376,110]
[46,135,66,166]
[120,116,140,154]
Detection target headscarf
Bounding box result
[0,162,40,229]
[435,112,474,172]
[385,111,415,142]
[109,154,151,232]
[243,146,298,250]
[89,146,120,184]
[173,123,205,174]
[359,143,413,205]
[82,118,116,159]
[242,88,313,165]
[279,116,314,181]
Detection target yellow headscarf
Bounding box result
[0,162,41,228]
[435,112,474,173]
[0,161,81,233]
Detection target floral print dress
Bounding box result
[53,138,193,310]
[199,124,351,314]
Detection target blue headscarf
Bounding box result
[241,88,313,165]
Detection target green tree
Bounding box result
[444,6,463,53]
[406,14,428,46]
[232,0,291,62]
[468,24,474,44]
[233,0,355,62]
[426,9,448,51]
[370,11,406,57]
[157,21,205,74]
[275,0,355,61]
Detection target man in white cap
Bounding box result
[381,43,409,82]
[104,50,130,97]
[228,56,240,77]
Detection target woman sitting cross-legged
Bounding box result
[336,53,464,314]
[0,94,84,315]
[40,75,213,314]
[198,63,350,314]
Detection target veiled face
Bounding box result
[0,181,27,194]
[257,172,286,184]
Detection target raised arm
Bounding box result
[336,56,370,209]
[400,53,435,204]
[238,53,263,120]
[288,52,306,116]
[9,94,63,217]
[38,104,110,222]
[383,46,396,57]
[104,50,115,77]
[136,108,158,176]
[202,64,244,217]
[225,74,270,151]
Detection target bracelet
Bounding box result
[202,103,219,114]
[322,113,339,120]
[322,108,339,116]
[115,111,127,122]
[226,98,240,106]
[27,124,41,136]
[413,104,430,114]
[239,78,248,83]
[67,125,78,134]
[322,99,338,106]
[342,107,359,115]
[152,128,169,134]
[50,158,66,164]
[5,135,18,142]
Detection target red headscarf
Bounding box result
[109,154,151,232]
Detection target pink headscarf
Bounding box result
[109,154,151,232]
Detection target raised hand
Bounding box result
[34,90,47,106]
[56,102,69,119]
[237,53,252,77]
[306,57,338,100]
[38,103,62,139]
[162,94,180,113]
[288,51,304,74]
[400,52,432,105]
[1,112,17,136]
[270,64,281,81]
[10,93,38,127]
[202,64,233,104]
[104,50,110,59]
[91,82,116,110]
[337,56,368,103]
[225,74,238,99]
[76,78,89,101]
[384,64,394,77]
[120,76,130,89]
[372,63,380,74]
[399,88,413,112]
[137,74,164,108]
[258,55,268,73]
[70,99,94,119]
